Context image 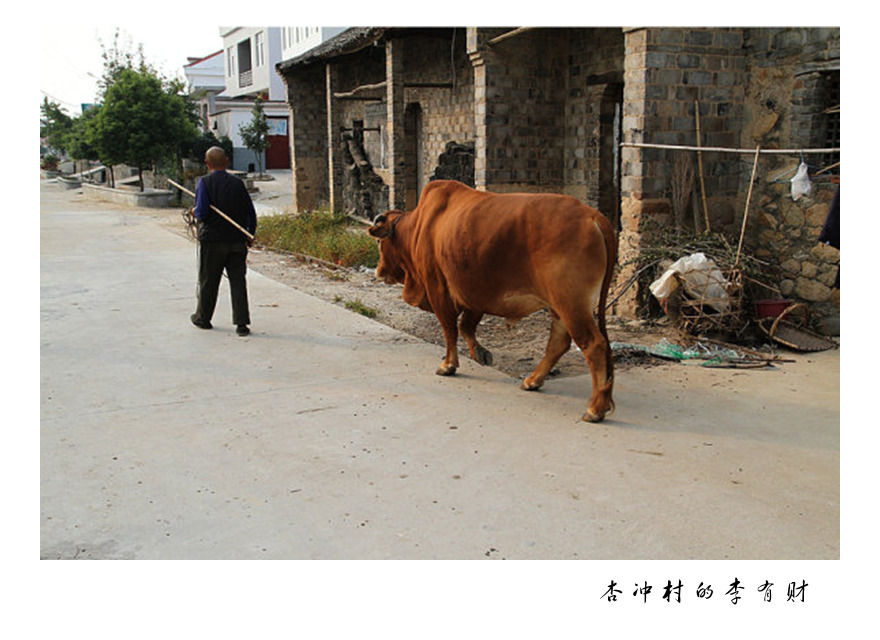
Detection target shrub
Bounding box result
[41,154,59,171]
[257,211,379,269]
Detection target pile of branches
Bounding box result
[636,228,767,281]
[624,228,778,321]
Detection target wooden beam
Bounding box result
[333,80,453,100]
[333,80,387,99]
[487,27,536,46]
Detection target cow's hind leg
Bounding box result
[556,307,613,423]
[460,310,493,366]
[522,312,571,391]
[559,305,614,422]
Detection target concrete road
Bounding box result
[40,180,839,560]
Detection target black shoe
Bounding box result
[191,314,212,329]
[236,325,250,336]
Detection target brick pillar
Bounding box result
[284,65,328,212]
[326,62,344,213]
[385,39,407,210]
[467,28,495,191]
[616,28,654,318]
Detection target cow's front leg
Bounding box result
[432,301,461,376]
[460,309,493,366]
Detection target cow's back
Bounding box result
[411,181,612,320]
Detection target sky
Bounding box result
[41,24,225,115]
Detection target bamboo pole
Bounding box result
[735,145,761,267]
[621,141,839,155]
[694,101,711,233]
[167,179,255,242]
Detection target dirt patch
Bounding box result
[155,207,675,382]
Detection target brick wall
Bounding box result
[564,28,625,209]
[617,27,750,316]
[285,64,328,211]
[280,26,839,323]
[471,29,567,193]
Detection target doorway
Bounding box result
[598,83,623,229]
[404,103,423,210]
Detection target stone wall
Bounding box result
[742,28,840,321]
[616,27,840,322]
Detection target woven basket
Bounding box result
[673,267,746,337]
[757,303,837,352]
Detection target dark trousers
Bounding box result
[194,241,250,326]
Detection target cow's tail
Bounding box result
[596,219,617,414]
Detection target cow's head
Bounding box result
[369,211,407,285]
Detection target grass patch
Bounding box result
[343,298,378,318]
[256,210,378,269]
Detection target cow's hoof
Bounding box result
[582,409,606,423]
[436,364,457,376]
[473,346,493,367]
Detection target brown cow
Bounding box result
[368,180,617,422]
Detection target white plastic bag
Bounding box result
[790,161,812,200]
[649,252,730,313]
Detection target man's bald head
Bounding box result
[205,146,229,170]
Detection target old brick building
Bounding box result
[276,27,840,321]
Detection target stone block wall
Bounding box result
[621,28,747,221]
[742,27,840,320]
[564,28,625,209]
[285,65,329,212]
[280,26,839,322]
[401,30,475,199]
[617,27,751,317]
[470,29,567,193]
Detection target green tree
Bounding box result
[89,68,197,190]
[65,108,100,176]
[40,98,73,156]
[96,29,155,101]
[238,95,271,177]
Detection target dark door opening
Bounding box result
[598,83,623,230]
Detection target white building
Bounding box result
[183,51,224,131]
[281,27,347,61]
[184,27,348,172]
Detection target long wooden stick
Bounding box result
[694,101,711,233]
[167,179,255,242]
[622,141,839,155]
[735,145,761,267]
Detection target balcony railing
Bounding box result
[239,70,253,88]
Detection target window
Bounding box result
[226,46,235,77]
[255,31,265,67]
[237,39,253,87]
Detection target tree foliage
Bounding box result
[238,95,271,177]
[96,29,155,101]
[88,68,197,190]
[40,98,73,155]
[65,107,100,174]
[43,29,199,187]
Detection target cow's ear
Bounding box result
[368,214,391,238]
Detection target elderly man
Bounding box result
[189,146,258,336]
